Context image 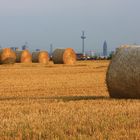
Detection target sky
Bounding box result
[0,0,140,53]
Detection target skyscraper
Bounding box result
[81,31,86,55]
[22,42,28,50]
[103,40,108,57]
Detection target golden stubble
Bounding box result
[0,60,139,140]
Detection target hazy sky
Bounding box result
[0,0,140,53]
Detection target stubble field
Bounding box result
[0,60,139,140]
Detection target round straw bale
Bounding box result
[15,50,32,63]
[0,48,16,64]
[32,51,49,64]
[52,48,76,64]
[106,45,140,99]
[115,44,130,53]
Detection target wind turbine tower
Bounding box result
[81,31,86,56]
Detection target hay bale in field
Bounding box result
[32,51,49,64]
[15,50,32,63]
[52,48,77,64]
[115,44,130,53]
[106,45,140,99]
[0,48,16,64]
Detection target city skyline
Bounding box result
[0,0,140,53]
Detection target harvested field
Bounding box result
[0,60,139,139]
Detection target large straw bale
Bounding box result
[106,45,140,99]
[0,48,16,64]
[32,51,49,64]
[15,50,32,63]
[52,48,76,64]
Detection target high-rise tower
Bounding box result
[50,44,53,56]
[22,42,28,50]
[103,40,108,57]
[81,31,86,55]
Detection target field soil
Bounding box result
[0,60,139,140]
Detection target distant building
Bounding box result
[22,45,27,50]
[76,53,84,60]
[81,31,86,55]
[36,49,40,52]
[103,40,108,57]
[85,50,95,57]
[89,50,95,57]
[49,44,53,58]
[22,42,28,50]
[11,47,19,51]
